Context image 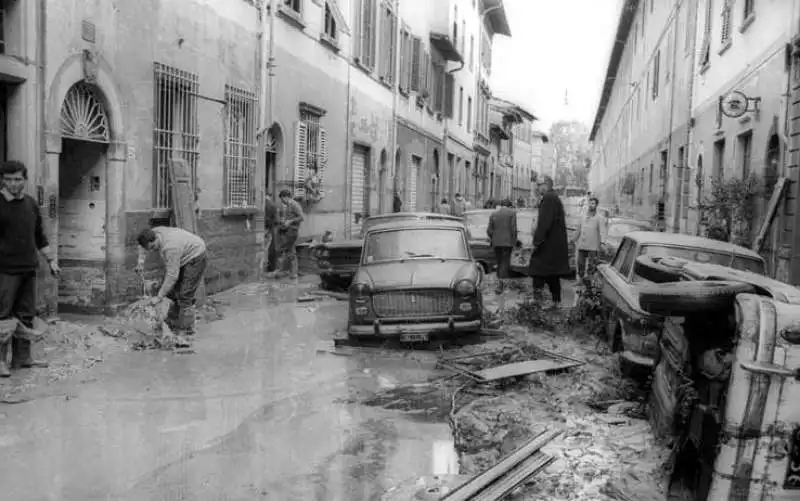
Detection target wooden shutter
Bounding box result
[388,10,397,83]
[420,51,430,97]
[379,6,388,77]
[362,0,375,68]
[319,127,328,187]
[427,55,435,100]
[409,158,419,211]
[434,64,444,111]
[294,121,307,198]
[398,31,407,90]
[354,0,363,64]
[350,146,368,238]
[410,36,421,92]
[404,33,413,90]
[444,73,455,118]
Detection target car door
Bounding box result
[598,238,636,336]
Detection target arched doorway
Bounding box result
[379,149,388,214]
[394,148,402,201]
[765,134,780,197]
[264,123,283,198]
[58,82,111,309]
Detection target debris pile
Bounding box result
[445,326,668,500]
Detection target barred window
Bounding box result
[294,108,328,198]
[153,62,199,209]
[224,85,257,208]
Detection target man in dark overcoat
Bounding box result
[487,199,517,294]
[528,176,571,309]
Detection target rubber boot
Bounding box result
[289,254,299,279]
[12,338,48,369]
[0,341,10,377]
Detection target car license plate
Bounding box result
[785,426,800,489]
[511,249,531,267]
[400,333,429,343]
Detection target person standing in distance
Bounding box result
[262,192,278,275]
[276,189,304,279]
[0,161,59,377]
[527,176,571,309]
[573,196,606,284]
[487,199,518,295]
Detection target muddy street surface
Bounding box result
[0,278,462,501]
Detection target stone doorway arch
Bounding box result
[264,123,284,198]
[45,53,128,313]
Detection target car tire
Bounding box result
[634,256,684,284]
[639,280,755,317]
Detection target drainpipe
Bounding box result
[38,0,46,179]
[442,59,465,200]
[389,0,400,213]
[663,1,682,232]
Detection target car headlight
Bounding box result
[454,279,476,296]
[352,283,371,297]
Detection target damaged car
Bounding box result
[346,218,483,343]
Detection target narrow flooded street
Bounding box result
[0,279,459,501]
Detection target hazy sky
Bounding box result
[490,0,620,130]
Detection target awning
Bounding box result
[430,33,463,63]
[481,0,511,37]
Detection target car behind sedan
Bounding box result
[347,219,483,342]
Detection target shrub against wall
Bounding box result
[698,174,760,246]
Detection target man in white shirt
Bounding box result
[135,226,207,336]
[573,196,607,283]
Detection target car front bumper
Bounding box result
[348,318,482,337]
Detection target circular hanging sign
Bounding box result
[720,90,749,118]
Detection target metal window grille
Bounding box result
[153,62,199,209]
[720,3,732,45]
[300,110,322,191]
[224,85,257,208]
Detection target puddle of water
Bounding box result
[432,439,460,475]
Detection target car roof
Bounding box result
[463,208,537,215]
[609,218,652,227]
[365,212,462,223]
[625,231,763,259]
[365,219,467,233]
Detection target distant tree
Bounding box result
[549,120,591,189]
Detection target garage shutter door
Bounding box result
[351,145,368,238]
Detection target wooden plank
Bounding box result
[168,159,206,305]
[472,451,556,501]
[754,176,787,252]
[475,359,582,382]
[441,429,560,501]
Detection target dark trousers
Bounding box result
[0,272,36,329]
[166,254,208,334]
[576,250,598,279]
[494,246,512,279]
[532,275,562,303]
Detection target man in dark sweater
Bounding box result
[263,193,278,273]
[0,161,59,377]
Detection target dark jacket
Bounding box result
[487,207,517,248]
[528,189,571,277]
[393,195,403,213]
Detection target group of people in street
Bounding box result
[486,175,607,309]
[263,189,306,279]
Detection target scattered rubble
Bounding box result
[443,326,669,500]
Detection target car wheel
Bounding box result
[634,256,684,283]
[639,280,755,317]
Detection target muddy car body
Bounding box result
[598,231,766,371]
[347,219,483,342]
[464,208,576,276]
[599,218,653,262]
[313,212,462,289]
[645,291,800,500]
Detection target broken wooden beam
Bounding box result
[472,451,556,501]
[441,428,560,501]
[437,361,486,382]
[475,359,582,382]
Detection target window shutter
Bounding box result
[388,11,397,83]
[419,51,429,97]
[434,65,444,111]
[404,33,413,90]
[354,0,363,63]
[319,127,328,188]
[444,73,454,117]
[294,121,308,198]
[379,7,388,77]
[362,0,375,69]
[410,36,421,92]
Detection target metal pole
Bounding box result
[389,0,400,213]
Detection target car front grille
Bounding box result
[328,250,360,267]
[372,290,453,317]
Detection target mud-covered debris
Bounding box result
[296,294,319,302]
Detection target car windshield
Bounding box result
[609,222,650,239]
[639,245,766,275]
[363,228,469,263]
[465,211,537,246]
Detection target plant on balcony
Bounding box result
[698,174,759,246]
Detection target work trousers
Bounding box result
[165,253,208,335]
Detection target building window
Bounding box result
[284,0,301,14]
[743,0,755,19]
[223,85,258,208]
[399,26,411,93]
[295,107,328,198]
[323,2,337,41]
[469,35,474,67]
[378,1,397,83]
[720,1,732,47]
[153,62,199,209]
[356,0,377,70]
[467,96,472,132]
[713,138,725,179]
[461,21,466,55]
[738,130,752,178]
[651,50,660,99]
[452,6,458,48]
[432,63,444,112]
[700,0,713,68]
[410,36,422,92]
[458,86,464,125]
